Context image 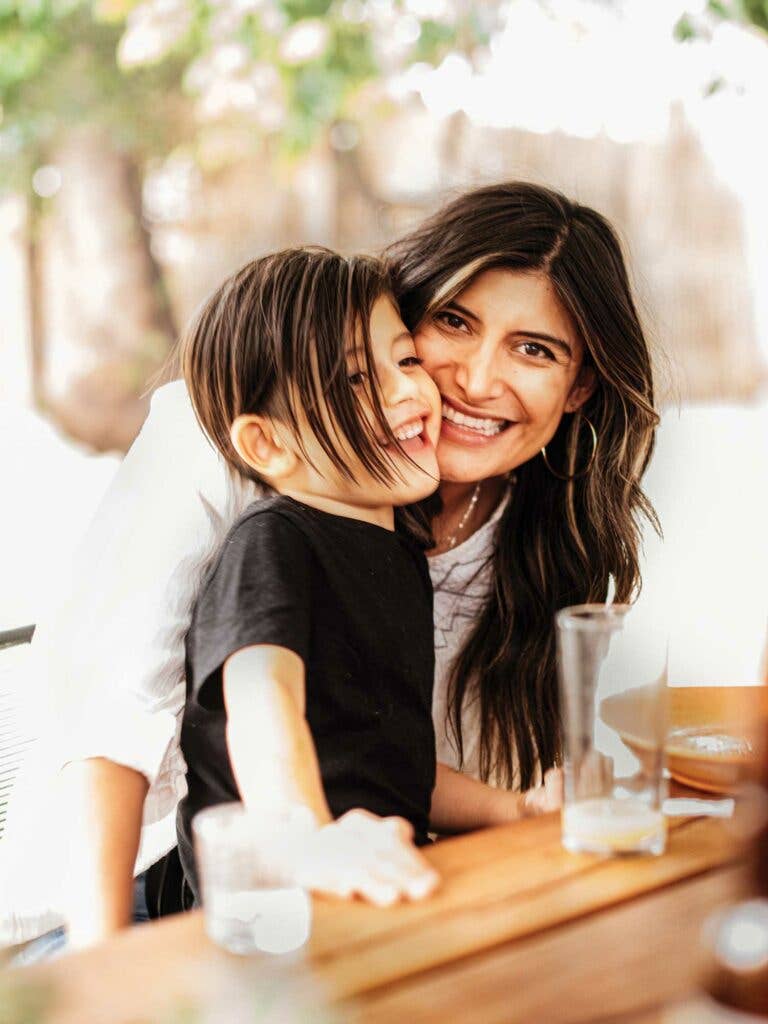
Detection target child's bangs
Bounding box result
[282,258,423,487]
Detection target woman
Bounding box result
[390,183,658,788]
[2,181,659,947]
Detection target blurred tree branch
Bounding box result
[675,0,768,43]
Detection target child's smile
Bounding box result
[379,411,434,455]
[355,296,441,504]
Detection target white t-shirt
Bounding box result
[0,381,505,941]
[430,501,507,777]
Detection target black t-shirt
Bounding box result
[177,495,436,899]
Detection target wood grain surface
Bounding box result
[8,812,747,1024]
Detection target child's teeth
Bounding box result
[394,422,421,441]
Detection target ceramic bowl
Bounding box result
[600,685,767,793]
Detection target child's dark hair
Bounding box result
[181,246,407,487]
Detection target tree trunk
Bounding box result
[22,198,46,409]
[40,127,176,452]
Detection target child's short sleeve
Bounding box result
[187,510,314,710]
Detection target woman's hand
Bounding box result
[430,762,564,832]
[521,767,564,816]
[290,809,439,908]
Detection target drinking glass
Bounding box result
[556,604,668,856]
[193,803,313,956]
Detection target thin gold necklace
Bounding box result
[440,481,482,551]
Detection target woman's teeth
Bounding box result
[442,402,507,437]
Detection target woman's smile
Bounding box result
[440,395,514,444]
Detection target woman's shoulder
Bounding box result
[144,379,201,446]
[60,380,263,652]
[129,380,259,516]
[148,377,191,410]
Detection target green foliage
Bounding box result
[675,0,768,40]
[673,13,697,42]
[195,1,488,158]
[0,0,494,192]
[3,0,766,195]
[0,0,189,189]
[412,18,455,62]
[279,0,334,21]
[738,0,768,30]
[279,19,377,152]
[708,0,732,17]
[708,0,768,28]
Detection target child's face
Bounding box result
[291,296,442,510]
[350,296,442,503]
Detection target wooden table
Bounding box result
[10,811,749,1024]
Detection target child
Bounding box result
[176,247,560,909]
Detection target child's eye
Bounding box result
[347,370,368,387]
[399,356,423,368]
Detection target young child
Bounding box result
[176,247,561,909]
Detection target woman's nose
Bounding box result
[454,346,505,403]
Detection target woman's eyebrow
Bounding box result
[511,330,573,358]
[444,301,481,324]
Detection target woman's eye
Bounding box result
[347,370,368,387]
[399,356,423,368]
[520,341,555,360]
[435,311,468,332]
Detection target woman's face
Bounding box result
[414,268,596,484]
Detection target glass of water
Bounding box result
[193,803,313,956]
[556,604,668,856]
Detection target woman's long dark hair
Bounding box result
[387,182,661,789]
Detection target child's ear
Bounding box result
[230,415,297,481]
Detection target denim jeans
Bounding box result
[11,872,149,966]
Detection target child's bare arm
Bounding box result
[430,762,563,834]
[224,644,332,824]
[223,645,439,906]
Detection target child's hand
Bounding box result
[521,767,564,816]
[290,808,439,907]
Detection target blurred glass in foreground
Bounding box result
[557,604,668,856]
[193,803,313,957]
[703,694,768,1018]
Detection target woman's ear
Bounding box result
[230,415,297,481]
[564,365,598,414]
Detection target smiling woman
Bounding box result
[388,182,660,790]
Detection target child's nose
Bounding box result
[381,364,420,407]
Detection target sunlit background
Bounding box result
[1,0,767,680]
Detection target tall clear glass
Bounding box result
[556,604,668,856]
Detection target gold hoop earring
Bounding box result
[540,416,598,481]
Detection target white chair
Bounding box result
[0,626,36,841]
